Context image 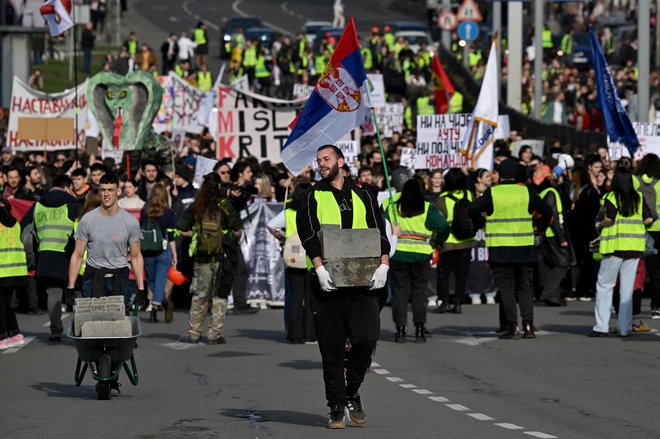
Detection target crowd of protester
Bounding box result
[2,1,660,346]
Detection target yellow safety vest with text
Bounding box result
[34,203,74,253]
[485,185,534,248]
[599,191,646,255]
[0,222,27,278]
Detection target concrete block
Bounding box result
[324,257,381,288]
[318,227,381,259]
[81,320,132,337]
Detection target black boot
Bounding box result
[395,326,406,343]
[148,308,159,323]
[451,303,462,314]
[433,301,449,314]
[499,321,520,340]
[415,323,427,343]
[522,320,536,339]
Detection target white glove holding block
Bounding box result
[316,265,337,292]
[369,264,389,290]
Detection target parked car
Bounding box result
[245,27,278,52]
[383,20,429,33]
[314,26,344,46]
[395,30,432,53]
[221,16,263,58]
[302,21,332,43]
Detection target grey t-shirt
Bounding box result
[75,207,142,270]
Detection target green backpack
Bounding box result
[197,211,224,255]
[141,218,166,253]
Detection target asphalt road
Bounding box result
[124,0,426,78]
[2,299,660,439]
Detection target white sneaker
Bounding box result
[470,296,481,305]
[486,296,496,305]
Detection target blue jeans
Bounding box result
[593,255,639,336]
[144,247,172,306]
[82,272,133,306]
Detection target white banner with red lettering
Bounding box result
[210,85,303,162]
[7,77,88,151]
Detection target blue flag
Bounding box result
[589,28,639,156]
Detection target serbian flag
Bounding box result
[40,0,74,37]
[431,53,455,114]
[281,18,370,175]
[460,35,499,171]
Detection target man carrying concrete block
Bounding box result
[297,145,390,429]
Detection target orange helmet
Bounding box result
[371,26,379,33]
[384,25,391,32]
[168,266,189,286]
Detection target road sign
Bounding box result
[457,0,483,22]
[438,12,458,31]
[457,21,480,42]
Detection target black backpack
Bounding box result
[141,218,166,253]
[447,192,476,240]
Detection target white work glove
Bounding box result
[316,265,337,292]
[369,264,389,290]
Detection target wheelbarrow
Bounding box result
[67,309,142,400]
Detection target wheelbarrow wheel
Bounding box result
[96,354,112,400]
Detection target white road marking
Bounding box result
[454,337,498,346]
[412,389,433,395]
[182,0,220,31]
[43,314,70,327]
[233,0,293,36]
[446,404,470,412]
[2,336,35,354]
[523,432,558,439]
[371,362,381,367]
[372,368,389,375]
[495,423,525,430]
[377,361,559,438]
[468,413,494,421]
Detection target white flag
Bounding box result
[461,37,499,171]
[41,0,74,37]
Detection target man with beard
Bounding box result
[137,159,160,202]
[297,145,390,429]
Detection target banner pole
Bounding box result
[72,1,80,165]
[370,107,397,224]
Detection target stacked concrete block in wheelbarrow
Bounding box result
[74,296,132,337]
[318,226,382,288]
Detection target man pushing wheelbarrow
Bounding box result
[66,173,147,399]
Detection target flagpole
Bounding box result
[370,107,397,224]
[72,0,80,165]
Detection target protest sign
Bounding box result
[362,103,404,138]
[212,85,302,162]
[414,114,472,169]
[293,83,314,99]
[494,114,510,140]
[609,122,660,160]
[154,73,207,135]
[366,74,386,106]
[7,77,88,151]
[193,155,219,188]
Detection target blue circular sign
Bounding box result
[457,21,480,42]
